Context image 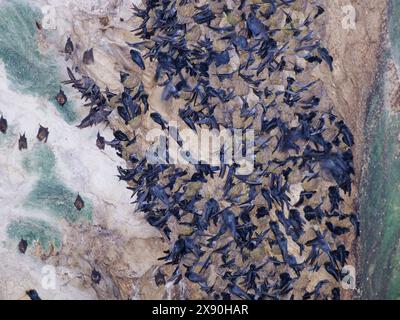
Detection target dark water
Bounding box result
[360,0,400,300]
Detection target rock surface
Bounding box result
[0,0,394,300]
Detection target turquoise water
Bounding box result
[0,0,77,123]
[22,144,93,223]
[390,0,400,69]
[360,80,400,299]
[7,217,62,251]
[360,0,400,299]
[0,1,92,255]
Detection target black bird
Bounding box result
[247,12,267,37]
[150,112,168,130]
[331,244,349,267]
[76,105,112,129]
[0,115,7,134]
[19,133,28,150]
[314,6,325,19]
[117,106,132,124]
[331,287,340,300]
[35,21,42,30]
[335,120,354,147]
[212,51,230,67]
[26,290,41,300]
[74,194,85,211]
[256,206,269,219]
[36,125,49,142]
[193,4,215,24]
[96,132,105,150]
[155,268,166,287]
[91,269,102,284]
[64,0,357,301]
[324,262,341,282]
[130,49,145,70]
[185,267,207,285]
[18,239,28,254]
[65,37,74,54]
[328,186,343,211]
[113,130,129,142]
[227,283,253,300]
[326,221,350,236]
[318,47,334,71]
[161,81,179,101]
[350,213,360,238]
[55,88,67,106]
[83,48,94,64]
